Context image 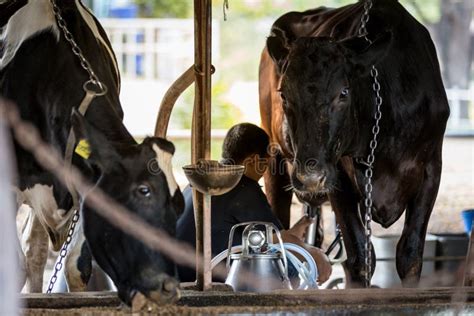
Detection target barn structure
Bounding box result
[0,0,474,314]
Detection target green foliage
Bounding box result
[133,0,192,18]
[157,0,444,131]
[130,0,441,21]
[210,81,243,129]
[171,80,243,130]
[213,0,440,22]
[400,0,441,24]
[170,80,240,162]
[213,0,356,19]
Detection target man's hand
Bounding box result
[305,246,332,285]
[280,225,332,285]
[287,215,315,241]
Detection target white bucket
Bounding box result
[371,234,437,288]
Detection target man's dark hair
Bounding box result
[221,123,270,164]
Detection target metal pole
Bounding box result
[463,224,474,286]
[0,115,21,315]
[154,66,195,138]
[192,0,212,291]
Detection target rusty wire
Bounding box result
[0,97,230,282]
[0,97,287,292]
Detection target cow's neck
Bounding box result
[343,76,373,159]
[87,104,136,145]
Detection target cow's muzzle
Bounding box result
[293,170,327,193]
[132,274,181,306]
[147,276,180,304]
[131,277,180,311]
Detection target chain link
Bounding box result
[357,0,383,288]
[46,0,97,293]
[50,0,107,94]
[358,0,373,43]
[46,209,80,293]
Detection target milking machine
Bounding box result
[211,222,319,292]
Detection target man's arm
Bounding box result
[279,229,332,285]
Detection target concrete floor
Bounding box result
[21,287,474,315]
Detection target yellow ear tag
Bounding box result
[75,139,91,159]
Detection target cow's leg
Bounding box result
[20,206,49,292]
[396,155,442,287]
[65,217,91,291]
[264,152,292,229]
[329,169,375,288]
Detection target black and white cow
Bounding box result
[1,0,183,304]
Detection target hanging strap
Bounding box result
[64,88,100,211]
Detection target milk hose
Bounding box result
[270,243,318,289]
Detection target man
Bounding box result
[177,123,331,284]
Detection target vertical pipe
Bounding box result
[0,115,21,315]
[463,224,474,286]
[202,194,212,289]
[192,0,212,291]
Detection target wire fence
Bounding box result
[1,95,472,304]
[0,102,21,315]
[0,97,288,299]
[0,97,227,284]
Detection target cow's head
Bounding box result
[267,32,391,194]
[72,112,184,304]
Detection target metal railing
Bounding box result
[446,87,474,136]
[100,18,219,81]
[99,19,471,136]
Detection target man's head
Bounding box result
[221,123,270,181]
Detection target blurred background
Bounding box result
[79,0,473,238]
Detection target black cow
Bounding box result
[259,0,449,286]
[1,0,183,304]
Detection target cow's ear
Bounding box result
[71,109,120,168]
[266,36,290,74]
[145,137,183,215]
[340,31,392,76]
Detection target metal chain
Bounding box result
[46,0,102,293]
[358,0,373,43]
[357,0,383,288]
[50,0,107,94]
[46,209,80,293]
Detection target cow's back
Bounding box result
[0,1,127,192]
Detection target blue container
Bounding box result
[461,209,474,233]
[135,33,144,76]
[109,5,137,18]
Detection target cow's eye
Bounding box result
[137,184,151,197]
[340,87,350,99]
